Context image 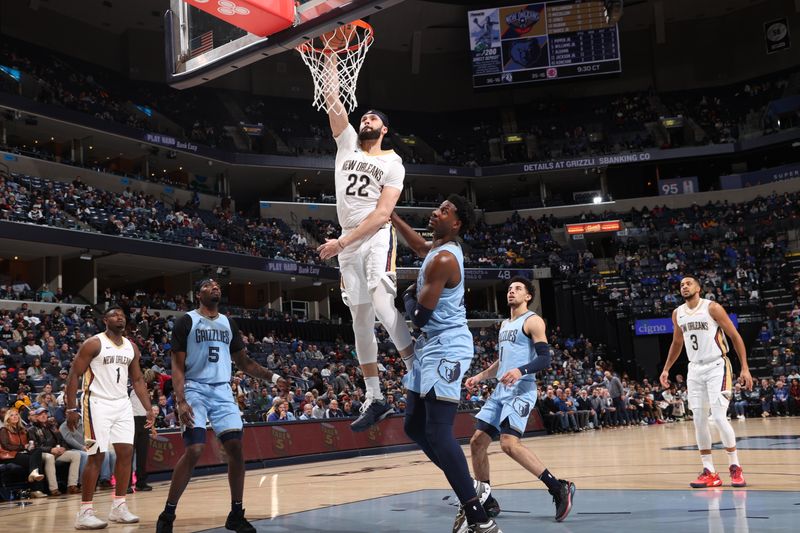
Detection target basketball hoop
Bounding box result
[296,19,374,115]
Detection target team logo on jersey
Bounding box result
[511,397,531,418]
[438,359,461,383]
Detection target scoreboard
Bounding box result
[468,0,621,88]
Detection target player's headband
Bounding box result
[196,278,218,292]
[362,109,389,128]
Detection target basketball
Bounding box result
[323,23,357,51]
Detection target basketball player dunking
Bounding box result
[466,277,575,523]
[317,56,414,432]
[391,197,501,533]
[66,306,155,529]
[660,276,753,488]
[156,279,283,533]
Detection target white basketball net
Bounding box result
[296,21,374,115]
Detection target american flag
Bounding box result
[189,31,214,58]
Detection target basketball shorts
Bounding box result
[476,387,538,436]
[403,327,474,403]
[83,395,134,454]
[184,381,243,437]
[338,223,397,306]
[687,355,733,411]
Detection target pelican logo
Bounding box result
[271,426,292,456]
[321,423,340,450]
[505,9,540,34]
[511,397,531,418]
[437,359,461,384]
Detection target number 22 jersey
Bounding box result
[334,124,404,229]
[171,310,245,384]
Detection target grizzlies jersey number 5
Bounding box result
[171,310,245,384]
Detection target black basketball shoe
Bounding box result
[225,509,256,533]
[155,512,175,533]
[549,479,576,522]
[350,395,393,432]
[483,494,501,518]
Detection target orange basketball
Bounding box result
[324,23,357,51]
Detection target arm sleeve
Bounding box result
[383,159,405,191]
[334,124,358,151]
[403,290,433,328]
[170,314,193,353]
[228,317,246,353]
[517,342,552,376]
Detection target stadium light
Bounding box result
[593,196,603,204]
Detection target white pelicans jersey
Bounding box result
[676,298,728,363]
[334,124,404,229]
[84,332,135,401]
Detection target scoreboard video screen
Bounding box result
[469,1,621,88]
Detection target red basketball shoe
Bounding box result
[690,468,722,488]
[729,465,747,487]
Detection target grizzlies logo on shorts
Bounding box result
[438,359,461,383]
[511,397,531,418]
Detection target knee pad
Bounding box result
[183,427,207,447]
[218,430,243,444]
[691,408,712,450]
[711,405,736,448]
[403,413,426,443]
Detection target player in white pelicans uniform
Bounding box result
[660,276,753,489]
[317,58,414,432]
[66,306,155,529]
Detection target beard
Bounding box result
[202,294,221,307]
[358,126,381,141]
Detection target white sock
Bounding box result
[726,450,740,467]
[701,454,715,473]
[80,502,93,513]
[112,496,126,508]
[365,376,383,400]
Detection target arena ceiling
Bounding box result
[28,0,773,52]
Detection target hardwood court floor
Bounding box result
[3,417,798,532]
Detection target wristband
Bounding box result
[66,408,79,413]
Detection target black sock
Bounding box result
[539,469,561,492]
[463,497,489,525]
[163,502,177,516]
[231,501,243,514]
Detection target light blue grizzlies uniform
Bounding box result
[172,310,245,436]
[403,241,474,402]
[476,311,539,434]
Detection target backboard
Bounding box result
[165,0,404,90]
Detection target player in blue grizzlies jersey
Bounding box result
[466,278,575,522]
[391,196,501,533]
[157,279,284,533]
